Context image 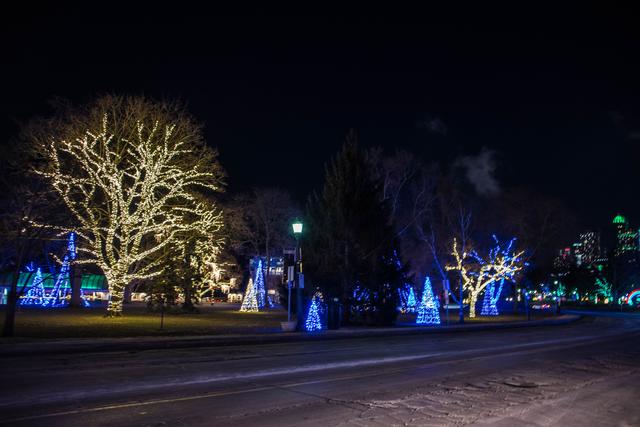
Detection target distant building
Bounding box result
[577,231,600,266]
[613,214,638,257]
[555,231,601,271]
[553,247,573,272]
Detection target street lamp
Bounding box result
[292,220,304,330]
[292,221,303,235]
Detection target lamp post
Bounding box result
[292,221,304,330]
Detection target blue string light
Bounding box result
[398,284,417,313]
[480,236,520,316]
[20,267,45,306]
[305,294,323,332]
[416,276,441,325]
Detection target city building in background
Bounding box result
[577,231,600,266]
[613,214,638,257]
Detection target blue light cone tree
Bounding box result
[254,259,266,309]
[239,278,259,312]
[21,267,45,306]
[416,276,441,325]
[406,286,417,312]
[398,285,417,313]
[305,294,323,332]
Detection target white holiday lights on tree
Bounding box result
[254,259,266,309]
[416,276,440,325]
[240,278,258,312]
[37,100,224,316]
[446,236,524,318]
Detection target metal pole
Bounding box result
[459,279,464,324]
[287,281,292,322]
[295,236,303,330]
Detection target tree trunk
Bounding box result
[123,286,132,304]
[182,277,196,312]
[469,292,478,318]
[3,269,29,337]
[69,264,83,308]
[265,242,270,308]
[106,276,126,316]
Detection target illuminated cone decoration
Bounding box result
[416,276,440,325]
[240,278,258,312]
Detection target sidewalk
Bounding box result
[0,314,580,357]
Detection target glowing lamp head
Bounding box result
[292,221,303,235]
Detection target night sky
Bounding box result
[3,6,640,229]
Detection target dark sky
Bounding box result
[2,5,640,229]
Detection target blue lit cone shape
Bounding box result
[416,276,440,325]
[305,295,323,332]
[21,267,45,306]
[406,286,417,312]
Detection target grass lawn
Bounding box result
[0,302,288,339]
[0,303,555,340]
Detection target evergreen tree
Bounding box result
[416,276,441,325]
[305,132,402,325]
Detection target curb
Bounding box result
[0,314,581,357]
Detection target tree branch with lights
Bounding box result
[446,236,524,318]
[34,96,225,316]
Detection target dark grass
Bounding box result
[0,302,287,339]
[0,303,555,340]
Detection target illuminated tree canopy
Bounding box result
[34,96,225,316]
[446,236,524,318]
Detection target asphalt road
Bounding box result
[1,316,639,426]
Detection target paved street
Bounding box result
[2,316,640,426]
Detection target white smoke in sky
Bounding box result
[455,147,500,196]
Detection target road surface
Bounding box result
[1,316,639,426]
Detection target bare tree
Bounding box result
[369,149,438,280]
[227,188,299,289]
[30,96,225,316]
[0,142,64,336]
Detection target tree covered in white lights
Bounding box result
[446,236,524,318]
[32,96,225,316]
[240,278,258,312]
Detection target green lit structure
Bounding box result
[0,273,109,305]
